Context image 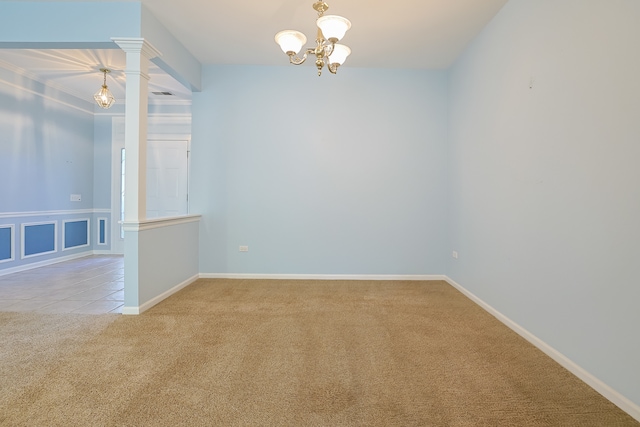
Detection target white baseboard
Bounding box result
[92,249,117,255]
[122,273,199,315]
[200,273,447,281]
[0,249,122,277]
[0,250,93,276]
[444,276,640,423]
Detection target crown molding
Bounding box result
[111,38,162,60]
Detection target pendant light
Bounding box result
[94,68,115,109]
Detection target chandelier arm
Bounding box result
[323,42,335,58]
[327,63,339,74]
[288,49,313,65]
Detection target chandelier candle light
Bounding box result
[94,68,115,109]
[275,1,351,76]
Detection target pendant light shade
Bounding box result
[316,15,351,42]
[275,30,308,55]
[328,43,351,65]
[94,68,115,109]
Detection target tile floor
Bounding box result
[0,255,124,314]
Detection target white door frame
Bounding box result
[110,115,192,254]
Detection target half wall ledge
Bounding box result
[121,214,201,232]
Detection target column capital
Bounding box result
[111,37,162,59]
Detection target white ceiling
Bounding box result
[0,0,508,102]
[0,49,192,104]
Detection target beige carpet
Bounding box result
[0,279,637,426]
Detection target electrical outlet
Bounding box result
[452,251,458,259]
[239,246,249,252]
[70,194,81,202]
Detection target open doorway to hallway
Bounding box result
[110,116,191,254]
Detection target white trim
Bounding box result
[0,209,109,219]
[0,224,15,264]
[0,250,93,276]
[111,38,163,60]
[148,99,192,106]
[111,120,125,254]
[97,217,108,246]
[122,273,199,315]
[21,221,57,259]
[122,214,201,232]
[62,218,91,251]
[199,273,446,281]
[92,99,192,115]
[92,249,114,255]
[443,276,640,423]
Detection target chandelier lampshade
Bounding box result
[274,30,307,55]
[94,68,115,109]
[328,43,351,65]
[316,15,351,42]
[274,1,352,76]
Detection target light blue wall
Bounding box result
[192,65,448,275]
[447,0,640,408]
[0,67,105,270]
[124,219,199,310]
[93,115,114,210]
[0,68,95,213]
[141,5,201,92]
[0,2,141,47]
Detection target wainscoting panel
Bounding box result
[98,218,107,245]
[63,219,90,250]
[0,225,14,263]
[22,221,57,259]
[1,210,111,274]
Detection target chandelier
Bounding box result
[94,68,115,109]
[275,1,351,76]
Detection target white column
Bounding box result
[112,38,162,312]
[112,38,162,221]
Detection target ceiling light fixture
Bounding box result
[275,1,351,76]
[94,68,115,109]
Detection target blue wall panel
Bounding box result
[0,227,11,260]
[64,220,88,248]
[99,219,106,244]
[24,223,55,256]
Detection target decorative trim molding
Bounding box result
[122,214,201,232]
[21,221,57,259]
[0,209,110,219]
[111,38,163,60]
[97,217,108,246]
[62,218,90,251]
[200,273,447,281]
[443,276,640,423]
[148,99,193,107]
[93,102,192,116]
[0,224,15,264]
[122,273,199,315]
